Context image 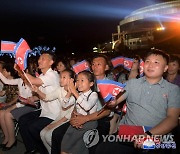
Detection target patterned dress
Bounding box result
[3,84,18,103]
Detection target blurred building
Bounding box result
[113,0,180,54]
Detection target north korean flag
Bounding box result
[14,38,31,70]
[139,59,144,77]
[111,56,124,68]
[97,79,126,103]
[72,60,90,74]
[1,41,16,53]
[118,125,152,138]
[123,58,134,71]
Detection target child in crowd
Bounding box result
[61,70,99,154]
[32,69,75,153]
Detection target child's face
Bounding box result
[60,71,71,87]
[168,61,179,75]
[76,73,93,93]
[56,61,66,73]
[2,69,10,78]
[144,54,168,79]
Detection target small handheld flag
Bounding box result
[118,125,152,139]
[14,64,33,88]
[14,38,31,71]
[139,59,144,77]
[1,41,16,53]
[72,60,90,74]
[111,56,124,68]
[123,58,134,71]
[97,79,126,103]
[13,38,33,88]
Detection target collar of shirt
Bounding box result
[80,89,93,98]
[141,76,165,88]
[40,68,53,76]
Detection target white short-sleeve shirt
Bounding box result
[38,68,60,120]
[45,86,75,121]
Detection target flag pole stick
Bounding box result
[97,90,126,116]
[97,104,108,116]
[22,70,33,88]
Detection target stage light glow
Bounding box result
[156,26,165,31]
[7,1,155,19]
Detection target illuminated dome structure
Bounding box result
[116,0,180,53]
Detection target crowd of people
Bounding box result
[0,48,179,154]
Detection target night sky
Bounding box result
[0,0,173,54]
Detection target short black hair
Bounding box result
[92,54,113,70]
[77,70,95,91]
[62,69,75,79]
[169,55,180,65]
[145,49,169,64]
[0,61,5,67]
[42,51,56,63]
[56,58,70,70]
[3,63,17,77]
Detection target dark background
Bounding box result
[0,0,175,54]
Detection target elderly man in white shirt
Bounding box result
[18,51,60,154]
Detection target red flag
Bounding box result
[139,59,144,77]
[1,41,16,53]
[118,125,152,138]
[72,60,90,74]
[97,79,126,103]
[123,58,133,71]
[14,38,31,70]
[111,56,124,68]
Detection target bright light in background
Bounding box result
[156,26,165,31]
[93,47,98,52]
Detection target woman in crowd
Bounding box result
[165,55,180,87]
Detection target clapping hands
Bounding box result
[67,79,77,95]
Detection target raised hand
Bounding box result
[31,85,39,93]
[68,79,77,96]
[107,98,117,108]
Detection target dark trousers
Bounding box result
[89,117,110,154]
[51,122,70,154]
[18,110,53,154]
